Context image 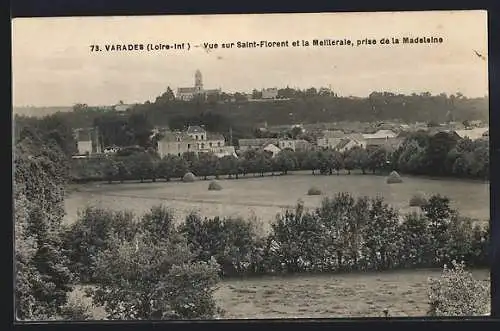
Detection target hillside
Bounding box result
[13,93,489,140]
[13,106,74,118]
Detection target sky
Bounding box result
[12,10,488,107]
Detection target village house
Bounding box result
[157,125,235,158]
[262,88,279,99]
[454,127,489,141]
[278,138,312,152]
[263,143,281,158]
[316,130,346,149]
[73,127,102,156]
[113,103,135,112]
[362,129,398,148]
[238,138,279,152]
[335,134,367,153]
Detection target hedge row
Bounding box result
[63,192,489,283]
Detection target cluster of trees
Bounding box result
[65,192,489,288]
[59,193,488,319]
[71,129,489,184]
[16,90,487,151]
[134,90,487,128]
[14,133,80,320]
[70,146,387,184]
[14,129,223,320]
[392,131,489,179]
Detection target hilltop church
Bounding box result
[176,70,221,101]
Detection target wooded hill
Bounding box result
[14,91,488,144]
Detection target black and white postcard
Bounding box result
[12,10,490,321]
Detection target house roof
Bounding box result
[335,138,352,150]
[322,130,345,138]
[455,127,489,140]
[177,87,197,93]
[114,104,134,112]
[187,125,206,134]
[263,144,281,153]
[207,132,225,140]
[363,129,397,139]
[160,131,194,142]
[239,138,277,146]
[346,133,365,142]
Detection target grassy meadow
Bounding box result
[65,172,490,319]
[64,171,490,231]
[72,268,490,319]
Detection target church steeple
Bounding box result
[195,69,203,92]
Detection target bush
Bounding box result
[386,170,403,184]
[179,214,265,276]
[409,192,427,207]
[208,180,222,191]
[88,232,221,320]
[183,172,196,183]
[58,296,93,320]
[307,187,322,195]
[428,261,489,316]
[63,207,138,283]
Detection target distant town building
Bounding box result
[262,88,278,99]
[103,146,120,154]
[278,139,312,152]
[157,125,234,158]
[317,130,346,149]
[362,130,398,148]
[176,70,221,101]
[113,103,134,112]
[238,138,279,151]
[74,127,102,156]
[454,127,489,141]
[263,143,281,158]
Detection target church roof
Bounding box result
[178,87,197,93]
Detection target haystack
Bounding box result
[208,180,222,191]
[182,172,197,183]
[409,192,427,207]
[386,171,403,184]
[307,187,322,195]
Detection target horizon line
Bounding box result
[13,90,490,109]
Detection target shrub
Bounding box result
[208,180,222,191]
[63,207,138,283]
[267,202,329,273]
[58,296,93,320]
[428,261,489,316]
[386,171,403,184]
[307,187,322,195]
[88,232,221,320]
[183,172,196,183]
[409,192,427,207]
[179,214,265,276]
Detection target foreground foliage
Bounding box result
[428,261,489,316]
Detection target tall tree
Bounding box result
[14,137,74,320]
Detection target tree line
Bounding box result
[69,129,489,184]
[15,90,488,150]
[61,192,489,319]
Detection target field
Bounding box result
[64,171,490,230]
[65,172,490,319]
[72,268,490,319]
